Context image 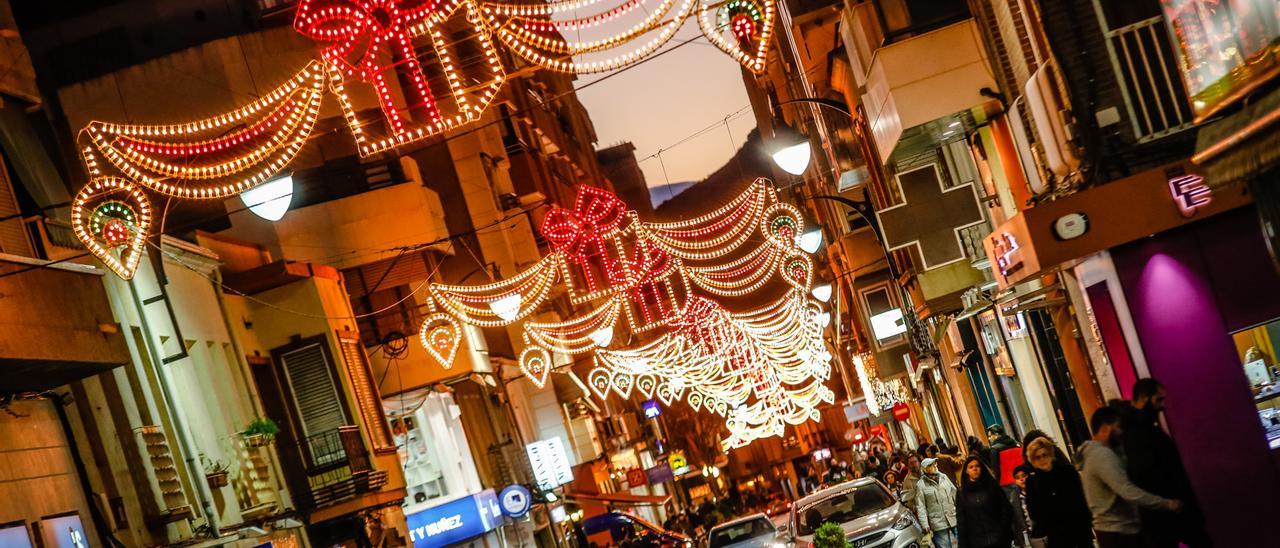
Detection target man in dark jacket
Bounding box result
[1118,379,1212,547]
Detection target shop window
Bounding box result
[0,521,32,548]
[1230,319,1280,450]
[859,283,907,348]
[388,390,481,510]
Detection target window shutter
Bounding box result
[337,330,396,452]
[279,342,347,440]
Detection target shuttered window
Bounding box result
[279,342,347,443]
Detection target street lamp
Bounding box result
[798,225,824,253]
[767,122,812,175]
[240,174,294,221]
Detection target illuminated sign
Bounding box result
[870,309,907,340]
[992,232,1023,277]
[1169,173,1212,217]
[1162,0,1280,118]
[406,489,501,547]
[642,399,661,419]
[526,438,574,491]
[668,451,690,475]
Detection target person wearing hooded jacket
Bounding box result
[956,455,1015,548]
[914,457,959,548]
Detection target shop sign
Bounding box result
[526,438,574,491]
[626,468,648,487]
[406,489,501,547]
[646,462,674,484]
[991,232,1023,277]
[1161,0,1280,118]
[844,400,871,422]
[1169,173,1211,217]
[891,403,911,422]
[642,399,661,419]
[876,164,985,270]
[667,451,689,475]
[688,484,712,500]
[498,484,532,519]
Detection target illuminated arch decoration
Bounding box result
[69,0,778,279]
[425,180,835,449]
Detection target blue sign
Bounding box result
[646,462,674,484]
[499,484,532,518]
[642,399,661,419]
[406,489,501,547]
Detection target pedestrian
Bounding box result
[987,424,1022,485]
[967,435,994,473]
[1118,379,1211,548]
[884,470,902,498]
[1078,407,1181,548]
[913,457,958,548]
[901,452,922,506]
[1021,429,1070,464]
[956,455,1015,548]
[1009,464,1034,547]
[988,424,1018,453]
[1024,437,1092,548]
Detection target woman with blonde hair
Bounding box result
[1024,437,1093,548]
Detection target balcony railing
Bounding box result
[1102,15,1193,142]
[279,426,388,509]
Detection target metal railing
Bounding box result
[284,426,386,509]
[1101,15,1193,142]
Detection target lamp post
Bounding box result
[765,97,928,356]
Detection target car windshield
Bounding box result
[710,517,774,547]
[795,483,894,536]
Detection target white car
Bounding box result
[782,478,923,548]
[707,513,783,548]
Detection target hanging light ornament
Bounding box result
[426,180,834,448]
[70,0,781,260]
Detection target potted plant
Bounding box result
[203,457,230,489]
[242,417,280,448]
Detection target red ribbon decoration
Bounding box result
[295,0,442,131]
[542,186,628,260]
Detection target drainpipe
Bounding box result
[127,280,221,537]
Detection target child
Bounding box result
[1010,464,1035,547]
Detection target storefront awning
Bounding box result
[1194,86,1280,189]
[568,492,671,506]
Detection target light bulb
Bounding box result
[811,283,832,302]
[489,293,523,321]
[239,175,293,221]
[772,143,812,175]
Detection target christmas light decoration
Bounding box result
[419,313,462,368]
[71,178,152,280]
[69,0,781,261]
[425,180,834,448]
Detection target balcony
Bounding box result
[276,426,390,514]
[0,253,129,391]
[858,18,1000,163]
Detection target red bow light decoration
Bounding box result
[295,0,444,132]
[542,186,628,259]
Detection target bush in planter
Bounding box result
[812,522,849,548]
[243,417,280,446]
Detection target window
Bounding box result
[388,390,482,509]
[860,283,906,347]
[794,483,894,536]
[276,340,350,466]
[1231,319,1280,450]
[710,517,775,548]
[874,0,971,42]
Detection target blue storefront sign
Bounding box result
[498,484,532,518]
[406,489,501,547]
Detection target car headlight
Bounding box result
[892,515,915,530]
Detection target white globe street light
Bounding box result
[240,175,294,221]
[811,282,833,302]
[767,122,813,175]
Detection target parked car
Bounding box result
[763,497,792,519]
[582,511,694,547]
[707,513,782,548]
[782,478,922,548]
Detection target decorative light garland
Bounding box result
[421,181,835,448]
[69,0,780,285]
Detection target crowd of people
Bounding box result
[850,378,1209,548]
